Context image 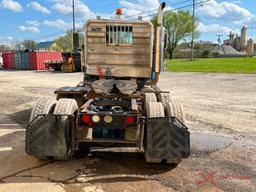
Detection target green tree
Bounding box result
[0,44,11,51]
[52,30,84,52]
[152,10,199,59]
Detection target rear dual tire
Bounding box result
[53,98,78,159]
[158,92,184,123]
[144,93,184,164]
[26,97,56,156]
[26,97,78,160]
[29,97,56,123]
[144,102,165,163]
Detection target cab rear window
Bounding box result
[106,25,133,45]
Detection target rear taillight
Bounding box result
[81,114,93,126]
[82,114,90,123]
[127,116,136,124]
[124,116,137,127]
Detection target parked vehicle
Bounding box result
[25,2,190,164]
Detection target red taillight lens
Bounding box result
[127,116,136,124]
[124,116,137,128]
[82,114,90,123]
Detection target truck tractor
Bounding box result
[25,2,190,164]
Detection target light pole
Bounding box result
[191,0,195,61]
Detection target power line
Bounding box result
[0,0,211,44]
[0,1,101,35]
[0,26,84,43]
[0,14,61,35]
[125,0,192,19]
[0,30,68,43]
[0,1,120,35]
[23,31,68,41]
[141,0,211,19]
[171,0,193,6]
[125,8,158,19]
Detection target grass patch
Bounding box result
[166,57,256,73]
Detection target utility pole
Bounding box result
[72,0,77,52]
[72,0,75,32]
[191,0,195,61]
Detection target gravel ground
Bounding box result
[0,70,255,192]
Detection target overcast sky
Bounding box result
[0,0,255,44]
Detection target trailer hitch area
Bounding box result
[26,114,74,159]
[144,117,190,159]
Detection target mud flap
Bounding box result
[145,117,190,161]
[25,115,68,160]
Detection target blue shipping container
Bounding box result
[21,52,29,69]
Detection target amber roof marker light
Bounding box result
[116,8,123,15]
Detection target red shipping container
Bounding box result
[2,53,8,68]
[8,53,15,69]
[2,52,15,69]
[29,52,62,70]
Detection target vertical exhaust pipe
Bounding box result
[148,2,166,85]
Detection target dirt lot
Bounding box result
[0,70,255,192]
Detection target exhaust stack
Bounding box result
[148,2,166,85]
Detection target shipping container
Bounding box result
[8,53,15,69]
[21,52,29,69]
[14,52,22,69]
[2,53,8,68]
[2,52,15,69]
[29,52,62,70]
